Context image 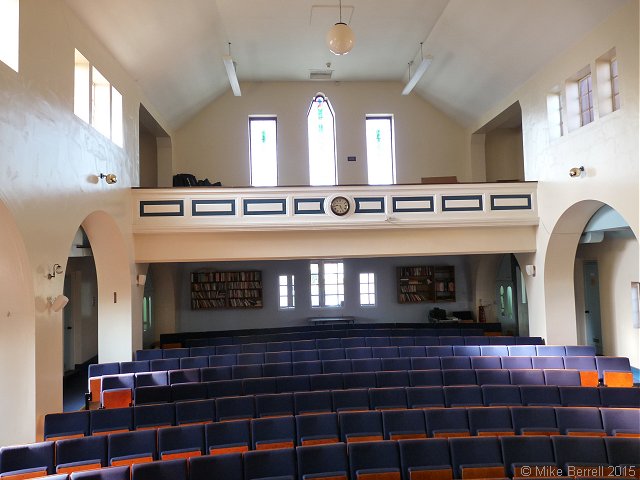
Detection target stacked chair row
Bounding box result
[179,328,520,347]
[45,387,640,439]
[140,335,545,360]
[94,354,633,408]
[91,345,599,402]
[13,411,640,479]
[130,344,591,369]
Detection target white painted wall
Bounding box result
[173,256,472,333]
[173,82,468,186]
[484,128,524,182]
[469,2,639,356]
[0,0,171,443]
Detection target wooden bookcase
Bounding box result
[433,265,456,302]
[397,265,455,303]
[191,271,263,309]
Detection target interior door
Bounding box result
[63,271,78,372]
[583,261,603,354]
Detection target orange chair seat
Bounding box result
[579,371,599,387]
[111,455,153,467]
[357,470,401,480]
[56,462,102,475]
[409,468,454,480]
[255,440,295,450]
[461,465,505,479]
[603,371,633,387]
[301,437,339,446]
[209,445,249,456]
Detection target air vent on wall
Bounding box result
[309,70,333,80]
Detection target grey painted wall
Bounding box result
[175,255,472,333]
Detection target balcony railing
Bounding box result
[132,182,537,233]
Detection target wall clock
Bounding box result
[330,196,351,216]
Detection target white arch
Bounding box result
[541,199,638,350]
[82,211,135,362]
[0,200,36,445]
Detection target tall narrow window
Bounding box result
[74,49,123,147]
[310,260,344,308]
[142,296,152,332]
[307,93,337,186]
[359,273,376,306]
[0,0,19,72]
[610,57,620,111]
[546,92,564,140]
[366,116,395,184]
[250,117,278,186]
[279,274,295,309]
[596,48,620,118]
[578,74,594,126]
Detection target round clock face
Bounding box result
[330,196,351,216]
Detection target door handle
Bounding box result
[66,327,72,330]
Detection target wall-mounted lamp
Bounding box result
[48,295,69,313]
[99,173,118,184]
[569,166,584,178]
[47,263,64,279]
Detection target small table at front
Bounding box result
[308,316,356,326]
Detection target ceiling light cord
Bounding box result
[339,0,343,23]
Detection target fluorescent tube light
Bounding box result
[402,55,433,95]
[223,55,241,96]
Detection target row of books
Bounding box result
[191,271,261,283]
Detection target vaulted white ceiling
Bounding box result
[64,0,629,130]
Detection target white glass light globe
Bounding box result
[326,22,354,55]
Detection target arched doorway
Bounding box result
[574,205,638,360]
[62,227,98,411]
[0,200,36,445]
[543,200,638,363]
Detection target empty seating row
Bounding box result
[181,326,502,347]
[98,363,633,408]
[45,386,640,440]
[97,354,628,392]
[127,345,594,370]
[137,335,546,360]
[91,350,619,402]
[10,413,640,479]
[129,368,631,406]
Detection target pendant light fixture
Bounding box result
[402,42,433,95]
[326,0,354,55]
[223,42,241,96]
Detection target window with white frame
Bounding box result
[546,92,564,140]
[0,0,19,72]
[307,93,337,186]
[310,261,344,308]
[565,66,592,133]
[359,273,376,306]
[611,57,620,111]
[279,274,295,309]
[366,115,396,185]
[74,49,124,147]
[578,73,594,127]
[595,48,620,118]
[250,116,278,186]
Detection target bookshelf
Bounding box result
[434,265,456,302]
[397,265,455,303]
[191,271,263,309]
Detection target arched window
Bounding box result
[307,93,337,186]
